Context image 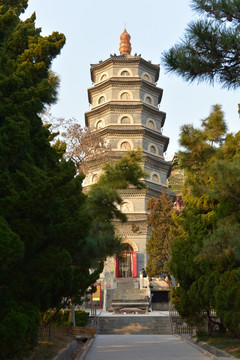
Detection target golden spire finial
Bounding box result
[119,28,131,55]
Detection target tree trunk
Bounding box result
[218,320,226,334]
[207,319,213,335]
[48,321,52,341]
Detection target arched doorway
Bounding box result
[115,244,137,278]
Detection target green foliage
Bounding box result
[169,105,240,335]
[146,188,175,284]
[86,150,147,259]
[163,0,240,88]
[0,1,71,357]
[99,150,147,190]
[74,310,89,327]
[0,301,40,359]
[214,268,240,335]
[0,1,147,358]
[43,309,89,327]
[168,155,185,196]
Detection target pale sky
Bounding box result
[23,0,240,156]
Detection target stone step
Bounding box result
[117,288,147,292]
[97,316,172,335]
[116,296,149,300]
[117,283,137,289]
[114,288,149,301]
[116,279,140,289]
[118,288,146,292]
[115,296,149,301]
[116,290,148,296]
[117,289,148,293]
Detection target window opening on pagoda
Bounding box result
[96,120,104,129]
[120,141,131,150]
[121,70,130,76]
[152,174,160,183]
[147,120,155,129]
[150,145,157,154]
[100,73,107,81]
[143,74,150,81]
[92,174,99,183]
[98,96,105,104]
[120,116,131,124]
[121,92,130,100]
[146,96,152,104]
[121,201,134,212]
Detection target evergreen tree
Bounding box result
[170,105,240,334]
[86,150,147,262]
[0,1,147,357]
[146,188,175,287]
[167,155,185,197]
[163,0,240,88]
[0,1,70,357]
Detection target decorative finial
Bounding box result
[119,28,131,55]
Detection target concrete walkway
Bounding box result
[84,335,222,360]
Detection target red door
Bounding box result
[115,255,119,278]
[132,251,137,278]
[115,249,137,278]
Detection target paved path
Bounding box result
[84,335,215,360]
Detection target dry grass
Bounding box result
[197,333,240,358]
[23,333,81,360]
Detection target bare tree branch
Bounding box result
[41,109,111,174]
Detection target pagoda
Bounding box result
[83,29,172,287]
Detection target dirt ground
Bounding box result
[23,334,86,360]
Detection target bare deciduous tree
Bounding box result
[42,109,111,174]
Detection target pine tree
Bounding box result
[163,0,240,88]
[170,105,240,334]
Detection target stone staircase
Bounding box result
[106,278,149,308]
[98,278,172,335]
[97,316,172,335]
[116,278,149,301]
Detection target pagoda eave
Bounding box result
[90,56,160,83]
[87,80,163,105]
[90,125,169,147]
[85,102,166,127]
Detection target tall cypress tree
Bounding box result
[146,189,175,287]
[0,1,87,357]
